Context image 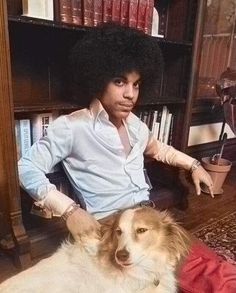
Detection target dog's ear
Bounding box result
[161,212,191,264]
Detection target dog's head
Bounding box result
[99,207,190,270]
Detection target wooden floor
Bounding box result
[0,166,235,283]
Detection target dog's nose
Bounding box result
[116,249,129,262]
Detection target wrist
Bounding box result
[190,159,201,174]
[61,203,80,221]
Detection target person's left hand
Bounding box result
[191,166,214,197]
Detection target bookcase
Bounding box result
[0,0,207,267]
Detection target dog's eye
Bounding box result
[136,228,148,234]
[115,228,122,236]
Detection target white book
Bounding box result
[31,111,58,144]
[158,106,169,142]
[153,121,160,140]
[22,0,54,20]
[151,110,158,133]
[163,112,173,144]
[19,119,31,157]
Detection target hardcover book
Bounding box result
[22,0,54,20]
[59,0,72,23]
[128,0,138,28]
[102,0,112,23]
[120,0,129,26]
[112,0,121,23]
[83,0,94,26]
[71,0,82,25]
[94,0,103,26]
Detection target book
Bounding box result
[22,0,54,20]
[128,0,138,28]
[112,0,121,23]
[94,0,103,26]
[71,0,82,25]
[120,0,129,26]
[15,120,21,161]
[144,0,154,34]
[151,7,164,38]
[159,106,169,142]
[31,112,58,144]
[16,119,31,158]
[163,112,173,144]
[102,0,112,23]
[137,0,147,31]
[83,0,94,26]
[59,0,72,23]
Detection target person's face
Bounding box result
[100,71,141,127]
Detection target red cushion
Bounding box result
[178,241,236,293]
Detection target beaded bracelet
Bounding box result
[61,203,80,221]
[190,159,201,174]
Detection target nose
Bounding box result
[123,84,134,100]
[116,248,130,262]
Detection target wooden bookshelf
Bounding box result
[0,0,207,268]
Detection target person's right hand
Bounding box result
[66,207,101,241]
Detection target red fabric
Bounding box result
[179,241,236,293]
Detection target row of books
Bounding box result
[22,1,158,35]
[138,106,174,145]
[15,111,59,160]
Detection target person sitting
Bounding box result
[18,24,236,293]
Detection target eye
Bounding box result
[115,228,122,236]
[133,81,140,89]
[113,78,125,87]
[136,228,148,234]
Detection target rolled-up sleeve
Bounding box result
[144,133,195,170]
[18,116,73,202]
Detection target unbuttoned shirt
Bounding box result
[18,99,194,219]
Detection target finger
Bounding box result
[193,180,201,195]
[208,184,214,198]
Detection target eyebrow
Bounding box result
[113,75,142,84]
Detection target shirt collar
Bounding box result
[89,98,142,136]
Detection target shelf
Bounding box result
[14,101,82,113]
[8,15,192,48]
[137,97,186,107]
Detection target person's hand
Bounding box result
[191,166,214,198]
[66,207,101,241]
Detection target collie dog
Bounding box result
[0,207,190,293]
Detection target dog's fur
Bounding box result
[0,207,190,293]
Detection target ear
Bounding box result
[162,212,191,264]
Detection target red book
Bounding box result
[59,0,72,24]
[120,0,129,26]
[137,0,147,31]
[83,0,94,26]
[102,0,112,23]
[112,0,121,23]
[72,0,82,25]
[128,0,138,28]
[94,0,103,26]
[144,0,154,34]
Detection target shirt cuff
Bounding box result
[37,190,75,216]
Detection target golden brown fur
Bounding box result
[0,207,190,293]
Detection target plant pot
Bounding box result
[201,157,232,195]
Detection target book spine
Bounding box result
[120,0,129,26]
[71,0,82,25]
[144,0,154,34]
[19,119,31,157]
[83,0,94,26]
[53,0,61,22]
[112,0,121,23]
[45,0,54,20]
[137,0,146,31]
[15,120,21,160]
[94,0,103,26]
[59,0,72,23]
[128,0,138,28]
[102,0,112,23]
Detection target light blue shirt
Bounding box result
[18,99,151,219]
